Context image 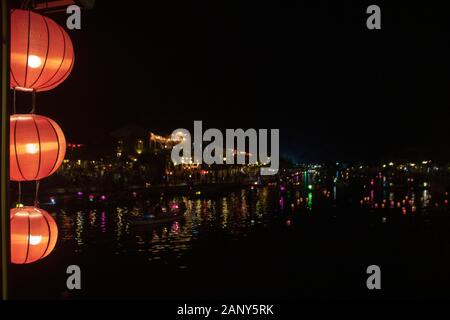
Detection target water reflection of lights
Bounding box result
[221,197,229,228]
[307,192,313,210]
[88,210,97,227]
[48,175,450,272]
[422,189,431,208]
[279,197,284,210]
[75,211,84,246]
[171,221,180,234]
[116,208,124,241]
[100,211,107,233]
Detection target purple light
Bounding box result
[100,195,107,201]
[77,191,83,196]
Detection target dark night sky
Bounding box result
[18,1,450,162]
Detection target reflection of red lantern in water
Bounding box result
[10,114,66,181]
[10,9,75,92]
[10,207,58,264]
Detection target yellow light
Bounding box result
[25,143,39,154]
[29,235,42,246]
[15,116,33,120]
[27,55,42,69]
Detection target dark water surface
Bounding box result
[10,175,450,299]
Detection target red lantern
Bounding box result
[10,206,58,264]
[10,9,74,92]
[10,114,66,181]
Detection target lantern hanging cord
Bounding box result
[13,88,16,114]
[18,181,22,206]
[30,90,36,114]
[34,180,40,207]
[20,0,35,10]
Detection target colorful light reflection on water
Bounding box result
[18,169,450,299]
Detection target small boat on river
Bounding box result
[131,203,186,225]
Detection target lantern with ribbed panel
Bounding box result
[10,114,66,181]
[10,9,74,92]
[10,206,58,264]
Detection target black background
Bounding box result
[17,1,450,162]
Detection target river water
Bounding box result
[10,173,450,299]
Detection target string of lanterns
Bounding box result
[9,9,74,264]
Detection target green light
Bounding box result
[308,192,313,210]
[308,184,313,190]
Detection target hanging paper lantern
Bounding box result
[10,114,66,181]
[10,206,58,264]
[10,9,75,92]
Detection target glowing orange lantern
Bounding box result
[10,114,66,181]
[10,206,58,264]
[10,9,75,92]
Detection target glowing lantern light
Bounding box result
[10,114,66,181]
[27,55,42,69]
[10,206,58,264]
[10,9,75,92]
